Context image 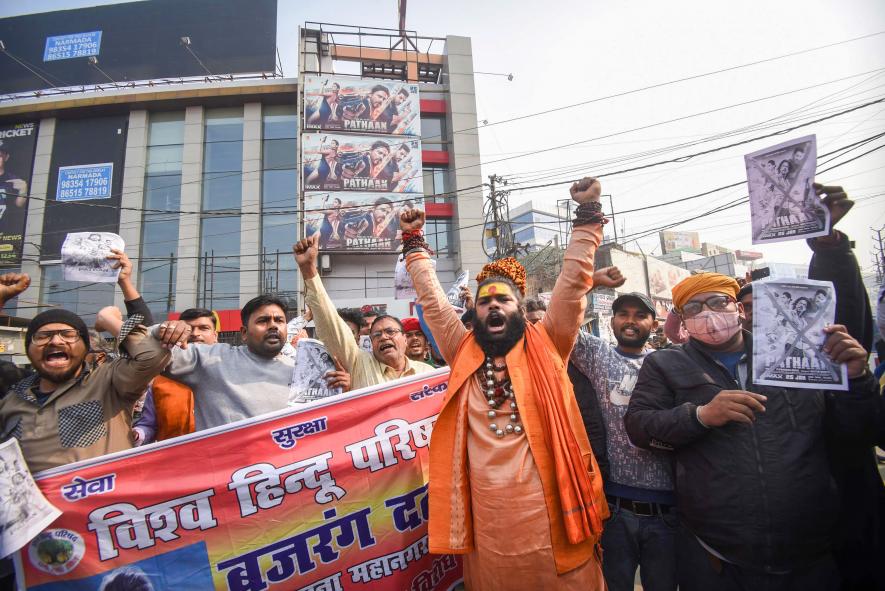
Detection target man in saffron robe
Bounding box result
[400,177,609,589]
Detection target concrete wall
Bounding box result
[174,106,205,311]
[443,35,486,288]
[240,102,262,307]
[115,109,148,310]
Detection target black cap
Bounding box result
[25,309,89,348]
[611,292,656,318]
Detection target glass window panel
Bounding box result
[262,168,297,211]
[203,141,243,173]
[148,112,185,146]
[262,138,298,171]
[143,174,182,211]
[422,117,445,144]
[146,144,183,175]
[263,105,298,140]
[41,265,114,324]
[262,213,297,255]
[139,255,177,321]
[433,169,448,196]
[200,216,241,310]
[205,108,244,142]
[422,169,434,194]
[202,172,243,211]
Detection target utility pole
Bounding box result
[483,174,523,259]
[872,226,885,284]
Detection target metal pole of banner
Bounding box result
[166,253,174,312]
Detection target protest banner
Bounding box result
[15,370,462,590]
[305,192,423,253]
[60,232,124,283]
[745,135,829,244]
[752,278,847,390]
[302,134,423,194]
[303,76,421,137]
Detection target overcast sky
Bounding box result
[4,0,885,276]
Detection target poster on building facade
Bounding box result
[302,133,423,194]
[752,278,847,390]
[0,122,38,267]
[745,135,829,244]
[607,249,649,297]
[303,76,421,136]
[304,192,424,252]
[15,370,462,590]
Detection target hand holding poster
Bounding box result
[752,278,847,390]
[745,135,829,244]
[61,232,124,282]
[288,338,343,404]
[303,76,421,137]
[302,133,423,194]
[445,270,469,309]
[16,370,462,590]
[305,193,423,252]
[0,439,62,558]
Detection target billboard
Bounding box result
[646,256,691,300]
[15,370,461,590]
[0,0,277,95]
[41,116,128,259]
[304,193,424,252]
[659,230,700,254]
[303,76,421,136]
[0,122,38,267]
[302,134,423,194]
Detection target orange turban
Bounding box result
[671,272,740,311]
[475,257,527,295]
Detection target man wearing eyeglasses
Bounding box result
[294,235,434,391]
[0,273,175,473]
[624,272,879,591]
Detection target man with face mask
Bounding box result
[399,177,609,590]
[294,235,434,391]
[624,272,879,591]
[570,286,677,591]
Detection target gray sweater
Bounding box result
[156,329,294,431]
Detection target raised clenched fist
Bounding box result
[570,177,602,205]
[400,209,426,232]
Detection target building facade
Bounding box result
[0,24,484,328]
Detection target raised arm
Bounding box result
[108,248,155,325]
[294,235,362,372]
[401,210,466,363]
[542,177,605,358]
[0,272,30,314]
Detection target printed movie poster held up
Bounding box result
[745,135,829,244]
[0,122,38,267]
[61,232,125,283]
[752,278,847,390]
[303,76,421,136]
[0,438,61,558]
[302,133,423,194]
[305,192,424,252]
[288,339,343,404]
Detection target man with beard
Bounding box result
[570,288,677,591]
[294,235,434,391]
[154,295,296,431]
[624,273,880,591]
[399,177,609,590]
[0,273,176,472]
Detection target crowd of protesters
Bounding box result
[0,177,882,591]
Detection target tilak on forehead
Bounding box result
[477,281,514,300]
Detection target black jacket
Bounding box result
[568,361,610,482]
[624,334,880,572]
[807,231,873,353]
